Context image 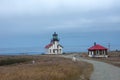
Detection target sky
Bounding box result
[0,0,120,54]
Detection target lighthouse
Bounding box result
[45,32,63,54]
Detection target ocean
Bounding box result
[0,45,118,55]
[0,47,44,55]
[0,46,88,55]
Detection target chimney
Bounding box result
[94,42,96,46]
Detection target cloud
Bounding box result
[0,0,118,16]
[0,0,120,36]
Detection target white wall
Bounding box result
[47,41,63,54]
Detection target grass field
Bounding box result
[0,55,93,80]
[81,52,120,68]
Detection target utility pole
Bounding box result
[108,43,110,52]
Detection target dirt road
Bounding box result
[62,54,120,80]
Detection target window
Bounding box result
[59,49,61,53]
[50,49,51,53]
[100,50,102,55]
[57,45,59,48]
[96,50,99,55]
[53,49,55,53]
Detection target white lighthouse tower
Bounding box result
[45,32,63,54]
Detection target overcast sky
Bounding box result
[0,0,120,53]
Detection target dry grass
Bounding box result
[0,55,93,80]
[83,52,120,68]
[88,57,120,68]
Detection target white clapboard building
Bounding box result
[88,43,108,57]
[45,32,63,54]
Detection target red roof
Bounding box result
[45,43,53,49]
[88,44,107,50]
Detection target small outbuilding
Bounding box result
[88,43,108,57]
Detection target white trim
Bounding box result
[46,41,63,54]
[88,50,108,58]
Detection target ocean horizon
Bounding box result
[0,46,89,55]
[0,42,119,55]
[0,47,43,55]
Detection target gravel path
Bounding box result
[62,55,120,80]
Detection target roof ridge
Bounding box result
[88,44,107,50]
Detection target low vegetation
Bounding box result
[88,57,120,67]
[0,58,31,66]
[0,55,93,80]
[83,52,120,68]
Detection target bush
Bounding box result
[0,58,31,66]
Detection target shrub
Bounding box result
[0,58,31,66]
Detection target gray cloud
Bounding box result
[0,0,119,15]
[0,0,120,36]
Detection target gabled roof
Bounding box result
[58,44,63,48]
[45,43,63,49]
[45,43,53,49]
[88,44,107,50]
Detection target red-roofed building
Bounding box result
[45,43,53,49]
[45,32,63,54]
[88,43,108,57]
